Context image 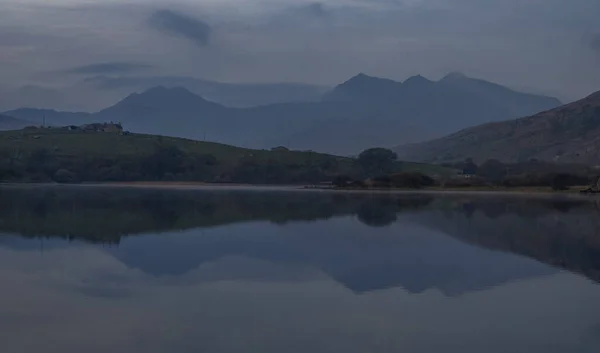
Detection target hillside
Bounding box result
[0,115,31,131]
[2,189,600,292]
[0,128,447,184]
[3,73,561,155]
[395,90,600,164]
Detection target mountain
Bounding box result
[395,90,600,164]
[322,72,561,132]
[3,108,91,126]
[0,114,31,131]
[96,86,226,126]
[93,87,334,147]
[84,75,329,108]
[322,73,401,102]
[4,73,562,155]
[438,72,561,117]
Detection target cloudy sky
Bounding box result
[1,0,599,110]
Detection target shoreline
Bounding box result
[1,181,597,199]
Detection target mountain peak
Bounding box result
[404,75,433,85]
[124,86,208,103]
[441,72,468,81]
[141,86,197,97]
[322,73,401,102]
[343,73,392,85]
[107,86,225,114]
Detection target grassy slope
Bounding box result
[0,128,453,178]
[0,129,347,168]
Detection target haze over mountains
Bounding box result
[0,115,32,131]
[3,73,561,155]
[395,89,600,164]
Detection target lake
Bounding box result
[1,185,600,353]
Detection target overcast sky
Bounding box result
[1,0,599,110]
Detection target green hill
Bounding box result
[0,127,450,184]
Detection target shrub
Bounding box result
[442,176,488,188]
[390,172,434,189]
[371,175,392,188]
[358,148,398,177]
[54,169,78,184]
[332,175,353,188]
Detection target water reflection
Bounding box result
[1,185,600,353]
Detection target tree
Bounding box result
[478,159,506,181]
[462,158,478,175]
[142,144,186,180]
[390,172,434,189]
[358,148,398,177]
[54,169,78,183]
[551,173,570,191]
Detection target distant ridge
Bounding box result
[84,75,329,108]
[3,73,562,155]
[395,89,600,164]
[3,108,91,126]
[0,114,32,131]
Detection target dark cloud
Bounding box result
[148,9,212,47]
[304,3,330,18]
[66,62,154,75]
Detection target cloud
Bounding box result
[148,9,212,47]
[591,33,600,52]
[1,0,600,108]
[66,62,155,75]
[301,2,330,18]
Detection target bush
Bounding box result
[54,169,78,184]
[501,174,547,187]
[358,148,398,177]
[350,180,368,188]
[332,175,353,188]
[370,175,392,188]
[550,173,589,191]
[442,176,488,188]
[501,173,590,189]
[390,172,434,189]
[477,159,507,181]
[551,173,570,191]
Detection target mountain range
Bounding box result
[82,75,330,108]
[3,73,561,155]
[395,89,600,164]
[0,114,32,131]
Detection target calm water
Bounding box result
[2,185,600,353]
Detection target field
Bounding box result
[0,128,453,183]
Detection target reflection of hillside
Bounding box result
[407,197,600,284]
[2,186,600,294]
[0,186,433,241]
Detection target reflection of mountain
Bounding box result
[105,222,554,296]
[3,186,597,296]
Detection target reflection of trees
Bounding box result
[1,187,430,241]
[355,196,435,227]
[5,186,600,287]
[357,201,398,227]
